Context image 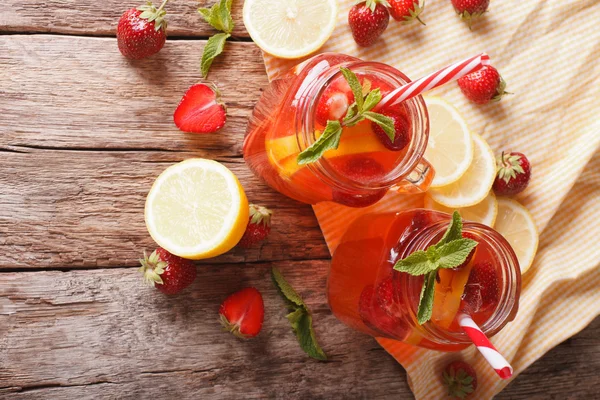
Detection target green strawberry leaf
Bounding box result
[297,120,343,165]
[437,239,478,269]
[393,250,437,275]
[340,67,364,112]
[417,271,436,325]
[437,211,463,247]
[363,111,395,141]
[200,33,230,78]
[272,268,305,308]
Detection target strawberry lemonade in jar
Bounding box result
[243,53,434,207]
[328,210,521,351]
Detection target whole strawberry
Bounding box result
[237,204,272,248]
[443,361,478,399]
[451,0,489,28]
[117,1,169,60]
[457,65,507,104]
[139,248,197,294]
[371,107,411,151]
[348,0,390,47]
[219,287,265,338]
[389,0,426,25]
[493,152,531,196]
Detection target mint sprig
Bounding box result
[297,67,396,165]
[393,211,478,325]
[198,0,233,77]
[271,268,327,361]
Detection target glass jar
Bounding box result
[327,209,521,351]
[244,53,434,207]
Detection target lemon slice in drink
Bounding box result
[424,192,498,227]
[494,198,539,273]
[145,159,249,260]
[243,0,338,59]
[428,132,496,208]
[424,97,474,188]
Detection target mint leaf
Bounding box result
[292,311,328,360]
[340,67,364,112]
[272,268,327,361]
[437,211,463,247]
[297,120,342,165]
[343,103,358,122]
[362,88,382,112]
[437,238,478,269]
[363,111,395,141]
[198,0,234,33]
[200,33,230,78]
[272,268,305,308]
[417,272,436,324]
[394,250,437,275]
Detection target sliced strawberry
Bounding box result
[460,261,499,314]
[371,106,411,151]
[331,156,387,207]
[455,232,479,270]
[174,83,226,134]
[315,76,354,126]
[375,276,403,318]
[219,287,264,338]
[358,285,409,339]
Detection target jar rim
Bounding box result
[294,59,430,192]
[398,215,521,345]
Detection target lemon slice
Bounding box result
[145,159,249,259]
[494,198,539,273]
[428,132,496,208]
[243,0,337,59]
[424,192,498,227]
[424,97,474,188]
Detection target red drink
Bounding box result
[244,53,434,207]
[328,209,521,351]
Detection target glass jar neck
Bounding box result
[292,58,430,192]
[398,220,521,345]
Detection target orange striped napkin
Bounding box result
[260,1,600,398]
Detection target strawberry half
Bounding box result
[139,248,197,295]
[219,287,265,338]
[460,261,499,314]
[237,204,272,248]
[359,285,410,339]
[443,360,478,399]
[173,83,226,133]
[315,76,354,126]
[371,106,411,151]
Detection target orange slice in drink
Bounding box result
[431,263,474,328]
[265,122,388,178]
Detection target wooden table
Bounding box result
[1,2,598,398]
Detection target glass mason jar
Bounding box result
[243,53,434,207]
[327,209,521,351]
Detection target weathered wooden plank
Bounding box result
[0,149,328,269]
[0,36,266,155]
[0,262,412,399]
[0,265,598,399]
[0,0,248,37]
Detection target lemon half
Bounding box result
[243,0,338,59]
[145,159,249,259]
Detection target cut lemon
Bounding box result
[145,159,249,260]
[424,97,474,188]
[243,0,337,59]
[424,192,498,227]
[428,132,496,208]
[494,198,539,274]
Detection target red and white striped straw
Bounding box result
[376,53,491,110]
[458,314,513,380]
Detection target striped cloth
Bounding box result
[261,1,600,398]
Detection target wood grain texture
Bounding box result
[0,149,328,268]
[0,262,411,399]
[0,36,266,154]
[0,265,598,399]
[0,0,249,37]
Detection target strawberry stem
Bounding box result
[157,0,169,12]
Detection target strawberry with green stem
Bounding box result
[493,152,531,196]
[389,0,426,25]
[117,0,170,60]
[219,287,265,338]
[443,361,478,399]
[139,248,197,294]
[238,204,272,248]
[451,0,489,29]
[348,0,391,47]
[174,83,227,133]
[458,65,508,105]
